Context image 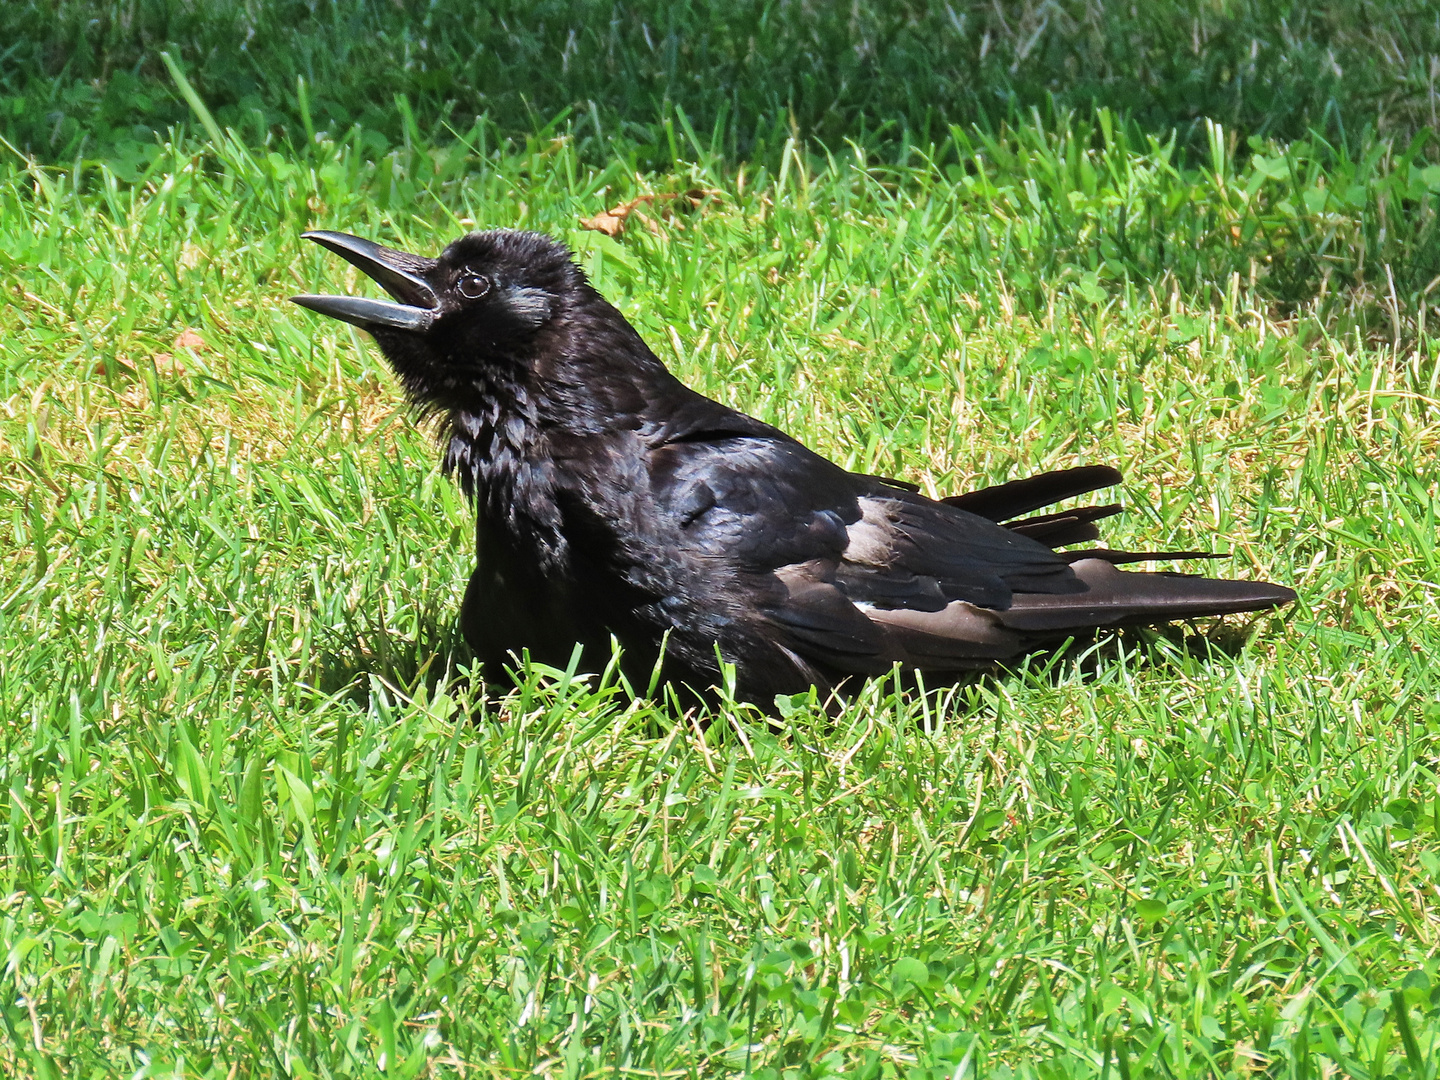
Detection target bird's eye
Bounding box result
[457,271,491,299]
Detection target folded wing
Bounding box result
[754,463,1295,676]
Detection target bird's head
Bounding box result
[291,229,580,410]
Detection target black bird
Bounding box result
[292,229,1295,705]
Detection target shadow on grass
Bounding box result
[312,611,475,706]
[1045,613,1282,676]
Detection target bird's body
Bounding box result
[293,229,1295,704]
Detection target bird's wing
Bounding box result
[646,435,1075,673]
[650,438,1293,679]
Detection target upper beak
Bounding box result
[291,231,439,333]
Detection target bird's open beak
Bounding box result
[291,231,440,332]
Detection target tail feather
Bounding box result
[997,558,1297,633]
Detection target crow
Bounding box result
[292,229,1295,705]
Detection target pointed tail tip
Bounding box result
[1251,580,1298,609]
[1209,570,1296,611]
[1199,579,1296,617]
[1143,575,1298,620]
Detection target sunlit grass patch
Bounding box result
[3,91,1440,1079]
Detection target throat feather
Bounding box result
[444,394,567,569]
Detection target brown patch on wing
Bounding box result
[857,600,1023,663]
[842,497,896,567]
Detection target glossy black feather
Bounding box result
[293,229,1296,704]
[1003,503,1122,545]
[942,464,1123,520]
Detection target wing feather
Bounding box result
[648,434,1292,684]
[942,465,1123,521]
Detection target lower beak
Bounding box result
[291,231,439,333]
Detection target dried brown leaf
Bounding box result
[579,189,720,236]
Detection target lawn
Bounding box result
[3,2,1440,1077]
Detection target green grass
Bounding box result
[5,9,1440,1078]
[6,0,1440,165]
